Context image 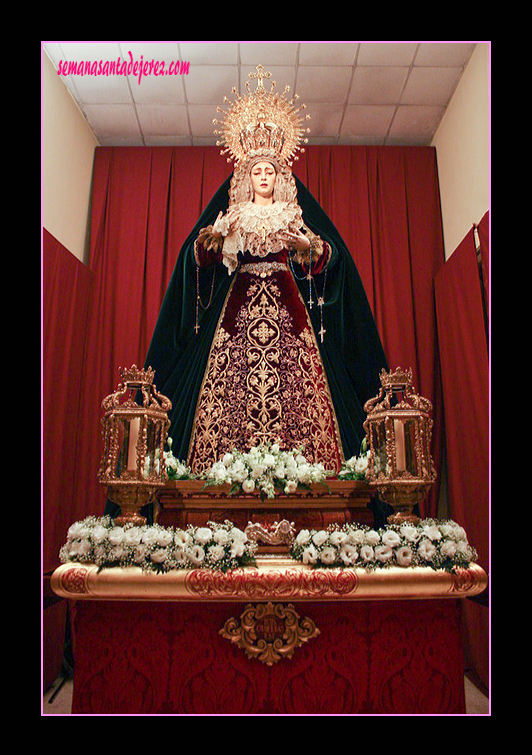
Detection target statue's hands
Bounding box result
[284,230,311,253]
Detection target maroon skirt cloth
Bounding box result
[187,249,344,475]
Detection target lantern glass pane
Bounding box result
[404,419,418,476]
[373,422,388,476]
[113,416,141,478]
[144,421,166,480]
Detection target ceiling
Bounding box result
[43,41,477,148]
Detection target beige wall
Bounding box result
[42,51,99,265]
[431,43,490,259]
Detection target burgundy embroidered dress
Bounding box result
[187,199,344,476]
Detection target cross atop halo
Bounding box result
[248,64,272,90]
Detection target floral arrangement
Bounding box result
[59,516,257,573]
[203,443,330,499]
[338,448,371,480]
[290,518,478,574]
[159,438,193,480]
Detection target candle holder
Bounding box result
[363,367,436,524]
[98,365,172,525]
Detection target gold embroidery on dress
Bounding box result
[188,276,343,475]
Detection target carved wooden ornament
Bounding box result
[219,602,320,666]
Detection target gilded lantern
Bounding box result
[363,367,436,524]
[98,365,172,525]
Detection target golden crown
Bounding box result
[379,367,414,390]
[213,65,311,167]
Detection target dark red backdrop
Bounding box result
[435,213,489,688]
[43,144,490,689]
[44,145,449,573]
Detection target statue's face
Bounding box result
[250,161,276,202]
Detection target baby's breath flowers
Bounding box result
[60,516,257,573]
[290,518,477,574]
[203,443,331,499]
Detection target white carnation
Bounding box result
[320,546,338,565]
[396,546,414,567]
[312,530,329,547]
[195,527,213,544]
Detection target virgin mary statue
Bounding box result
[144,66,388,476]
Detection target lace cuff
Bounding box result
[290,226,326,267]
[194,225,223,265]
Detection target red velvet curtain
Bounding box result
[42,229,94,573]
[294,146,445,516]
[434,216,489,688]
[434,221,489,569]
[63,145,445,531]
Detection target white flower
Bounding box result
[360,545,374,563]
[296,464,313,484]
[396,546,414,567]
[174,530,191,547]
[418,539,436,561]
[263,453,276,468]
[330,530,347,546]
[124,527,142,546]
[375,544,393,563]
[342,456,357,472]
[365,530,380,546]
[195,527,213,545]
[69,539,91,558]
[457,541,473,558]
[382,530,401,548]
[453,525,467,541]
[230,539,245,558]
[108,527,125,546]
[230,459,247,482]
[346,529,366,545]
[285,458,297,475]
[164,454,178,472]
[295,529,311,547]
[209,461,228,481]
[312,530,329,547]
[284,480,298,494]
[302,545,318,565]
[340,543,358,565]
[242,478,255,493]
[354,455,368,474]
[422,524,442,541]
[440,540,457,558]
[67,522,88,541]
[150,548,168,564]
[400,525,420,543]
[208,544,225,562]
[91,524,109,543]
[155,529,173,547]
[133,544,147,563]
[439,523,456,539]
[110,544,127,561]
[320,546,338,565]
[222,452,234,466]
[250,464,265,479]
[187,544,205,565]
[141,527,159,545]
[174,549,188,566]
[274,464,286,479]
[213,528,230,545]
[229,527,247,543]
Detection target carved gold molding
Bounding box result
[50,559,488,602]
[219,602,320,665]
